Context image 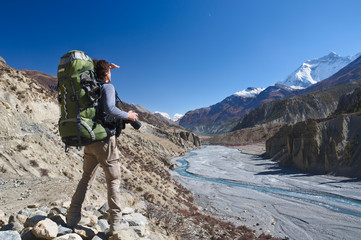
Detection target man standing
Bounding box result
[66,59,138,234]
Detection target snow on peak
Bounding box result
[154,111,170,119]
[154,111,183,122]
[278,52,361,89]
[172,113,183,121]
[234,87,265,98]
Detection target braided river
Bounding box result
[171,145,361,240]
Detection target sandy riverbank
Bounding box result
[171,145,361,240]
[230,142,266,155]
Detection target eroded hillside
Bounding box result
[0,57,274,239]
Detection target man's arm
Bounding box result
[102,84,138,121]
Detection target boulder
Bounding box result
[32,218,58,240]
[24,215,47,228]
[0,230,21,240]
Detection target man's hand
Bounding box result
[109,63,120,70]
[127,111,138,122]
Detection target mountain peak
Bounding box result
[327,51,338,57]
[278,52,360,89]
[234,87,265,98]
[154,111,183,122]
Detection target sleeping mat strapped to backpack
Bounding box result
[57,50,108,149]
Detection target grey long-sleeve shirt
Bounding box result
[100,83,128,119]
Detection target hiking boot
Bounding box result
[66,212,81,228]
[110,220,129,234]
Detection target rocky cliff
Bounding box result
[265,113,361,178]
[232,79,361,134]
[265,87,361,178]
[0,57,271,239]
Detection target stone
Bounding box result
[97,219,110,232]
[50,214,67,226]
[0,209,7,226]
[98,203,109,215]
[91,232,107,240]
[49,206,68,216]
[58,225,73,236]
[24,215,47,228]
[27,204,39,208]
[0,230,22,240]
[122,207,135,215]
[123,213,148,237]
[62,201,71,209]
[54,233,83,240]
[39,206,50,213]
[18,208,31,216]
[20,227,37,240]
[1,221,23,232]
[109,229,140,240]
[74,226,97,239]
[16,213,28,224]
[32,218,58,240]
[52,199,63,206]
[28,210,47,218]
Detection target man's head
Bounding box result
[93,59,111,82]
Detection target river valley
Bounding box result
[171,145,361,240]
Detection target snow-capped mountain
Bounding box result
[172,113,183,122]
[278,52,361,89]
[154,111,183,122]
[234,87,265,98]
[155,111,170,120]
[180,51,361,135]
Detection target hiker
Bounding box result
[66,59,138,234]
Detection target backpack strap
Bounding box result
[68,76,82,150]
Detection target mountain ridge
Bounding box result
[179,52,360,135]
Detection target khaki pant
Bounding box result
[68,136,122,222]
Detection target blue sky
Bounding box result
[1,0,361,118]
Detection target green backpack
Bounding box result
[57,50,108,150]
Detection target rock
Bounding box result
[109,229,140,240]
[24,215,47,228]
[62,201,71,209]
[28,210,47,218]
[27,204,39,208]
[0,209,7,226]
[32,218,58,240]
[123,213,148,237]
[77,212,98,227]
[54,233,83,240]
[58,225,73,236]
[97,203,110,220]
[15,214,28,224]
[73,225,97,239]
[1,221,23,232]
[265,114,361,177]
[49,206,68,216]
[0,230,21,240]
[122,207,135,215]
[97,219,110,232]
[20,227,37,240]
[91,232,107,240]
[50,214,67,226]
[18,208,32,216]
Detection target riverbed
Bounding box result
[170,145,361,240]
